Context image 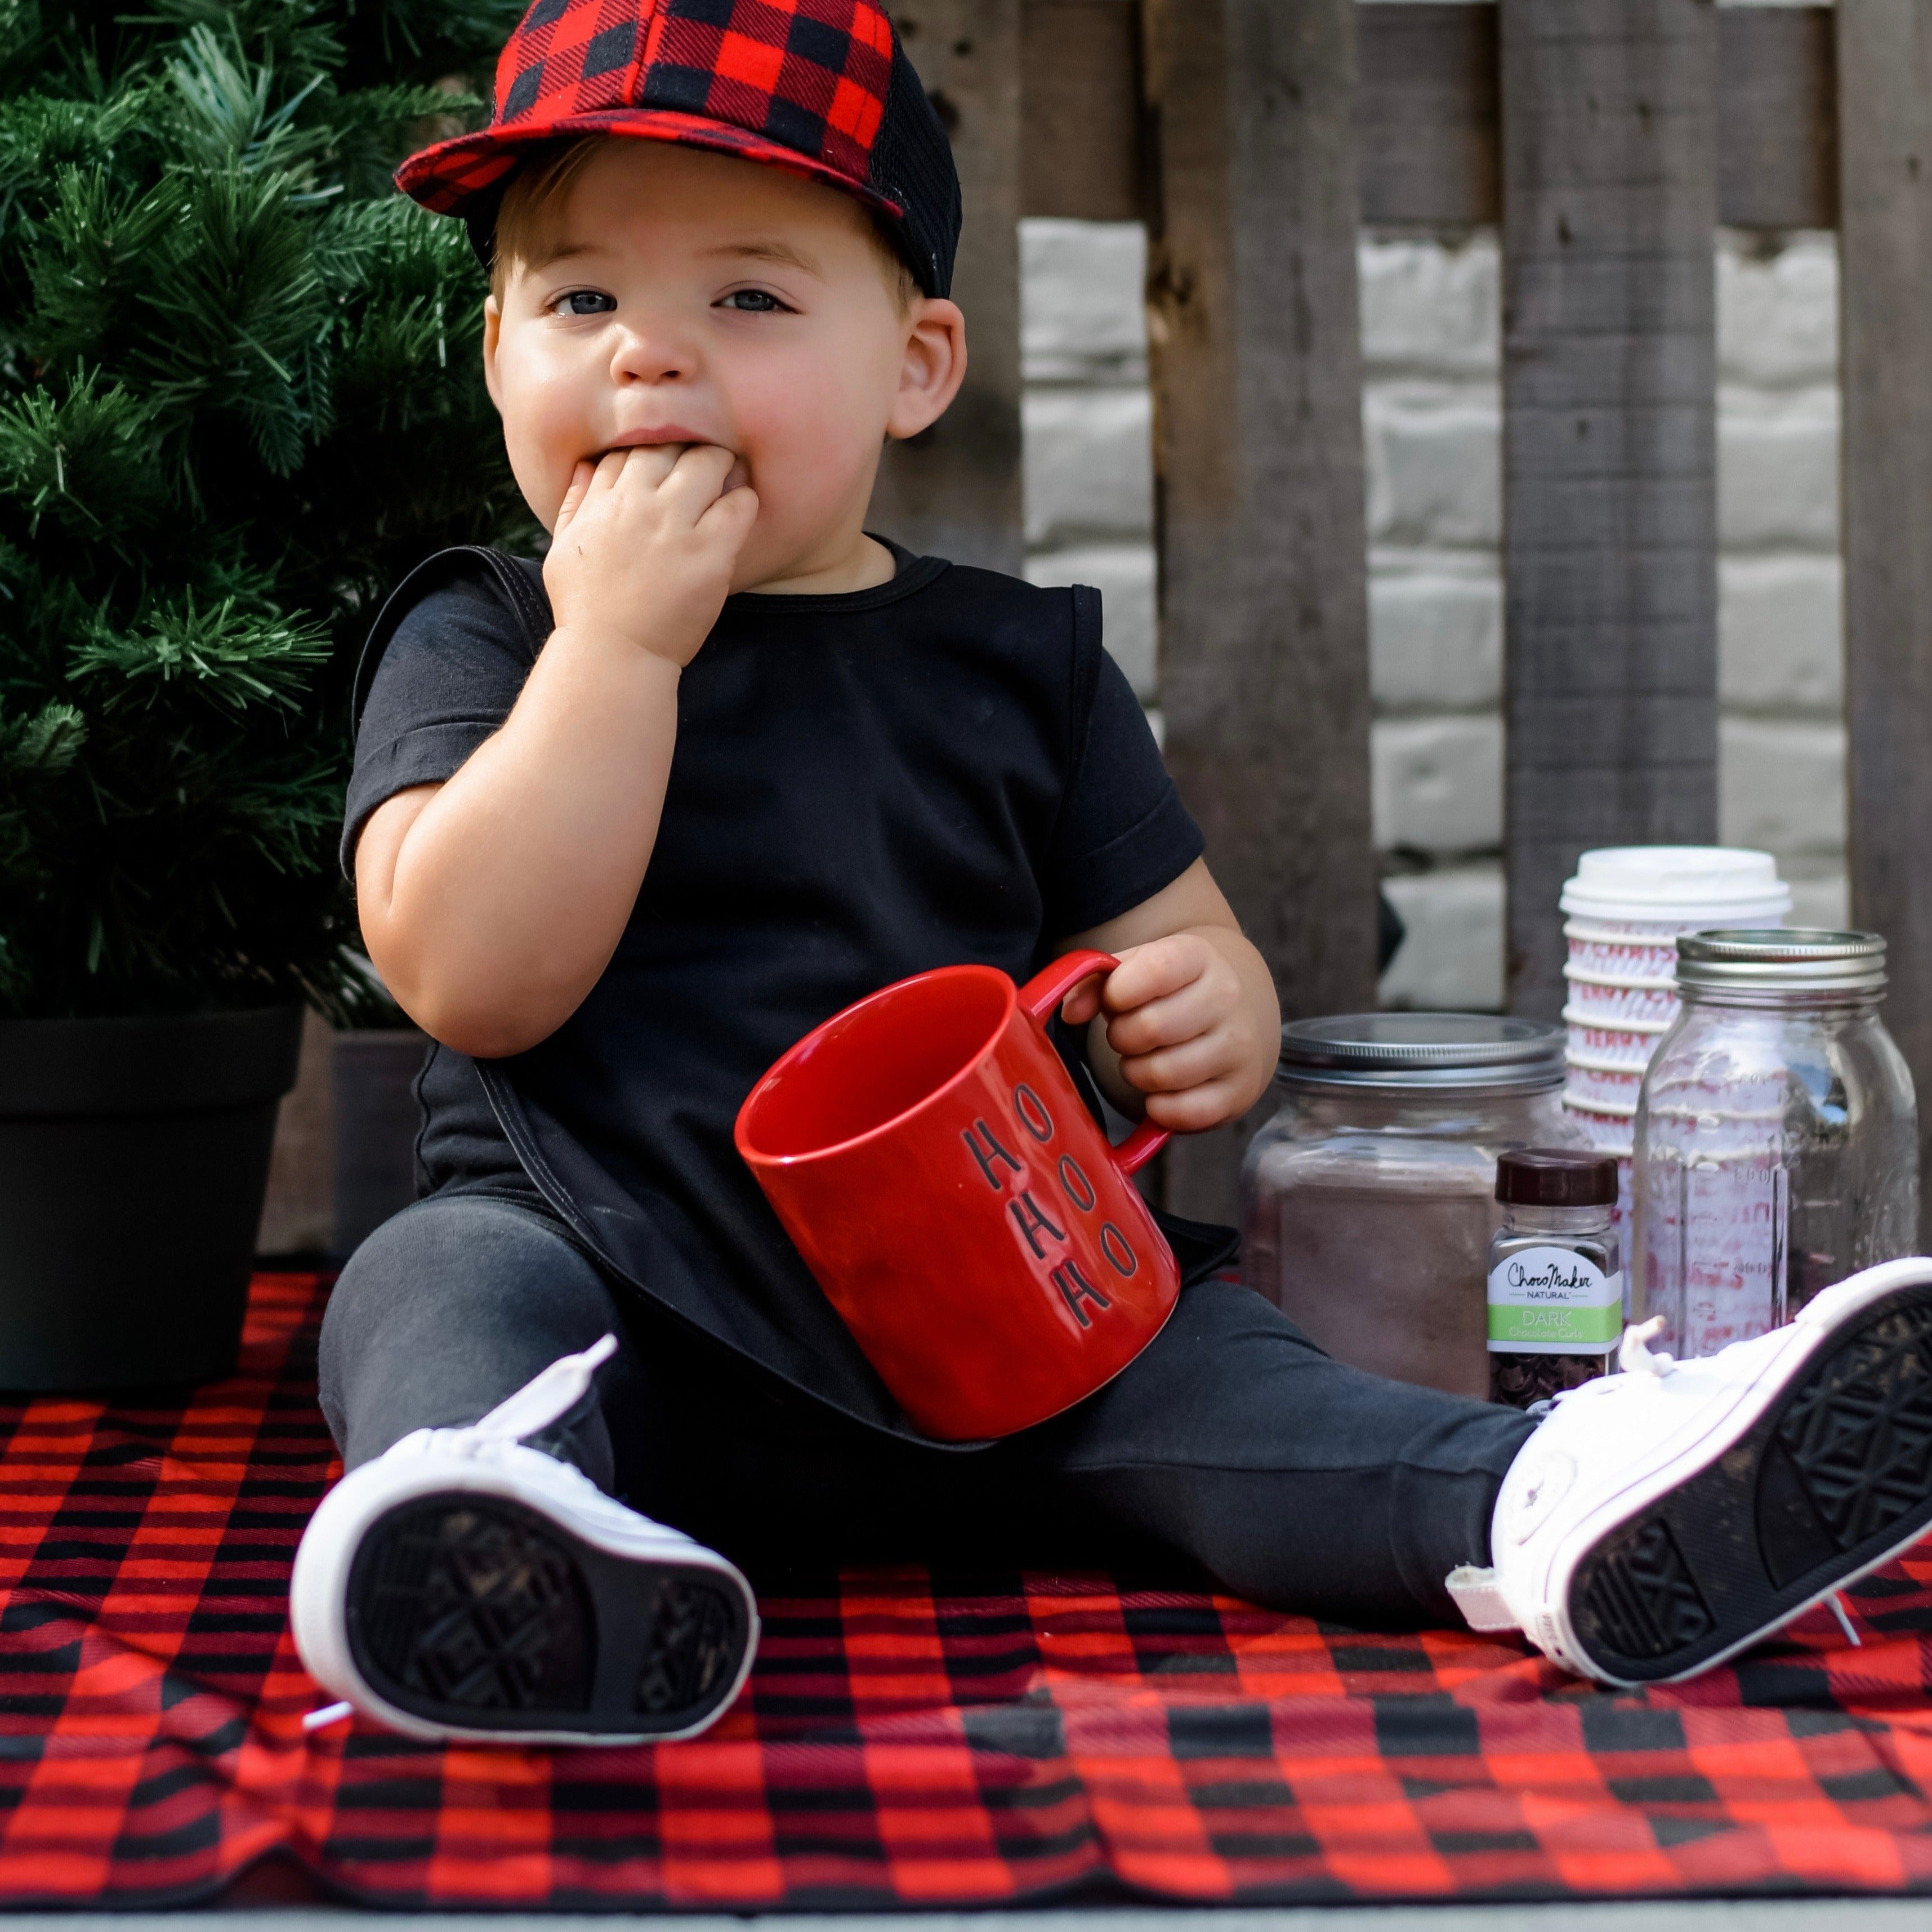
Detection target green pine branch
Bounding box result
[0,0,526,1019]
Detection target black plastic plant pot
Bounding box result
[0,1005,304,1391]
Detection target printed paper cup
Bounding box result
[1563,1059,1645,1115]
[1558,848,1790,1170]
[1562,1016,1663,1070]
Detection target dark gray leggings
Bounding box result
[319,1191,1537,1626]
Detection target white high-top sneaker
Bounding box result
[1449,1257,1932,1685]
[291,1336,758,1744]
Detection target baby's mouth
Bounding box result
[601,436,749,495]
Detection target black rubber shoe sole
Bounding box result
[1568,1283,1932,1683]
[343,1492,753,1736]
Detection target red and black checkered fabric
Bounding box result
[398,0,961,296]
[7,1271,1932,1907]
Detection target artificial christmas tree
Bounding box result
[0,0,529,1019]
[0,0,529,1382]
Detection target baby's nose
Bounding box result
[610,323,693,385]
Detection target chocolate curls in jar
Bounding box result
[1241,1015,1589,1400]
[1487,1148,1623,1409]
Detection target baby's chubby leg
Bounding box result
[301,1192,756,1744]
[318,1192,641,1491]
[1019,1278,1537,1628]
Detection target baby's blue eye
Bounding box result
[721,289,786,313]
[555,290,615,316]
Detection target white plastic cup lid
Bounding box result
[1559,846,1792,925]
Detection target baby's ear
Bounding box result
[887,298,968,441]
[480,294,505,414]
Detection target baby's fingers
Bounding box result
[1118,1030,1233,1098]
[697,480,759,542]
[1059,971,1108,1027]
[1099,936,1212,1015]
[1105,970,1231,1058]
[1062,945,1180,1027]
[552,458,597,534]
[658,443,741,516]
[1141,1075,1251,1135]
[605,443,682,494]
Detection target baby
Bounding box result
[291,0,1932,1745]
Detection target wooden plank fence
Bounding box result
[1140,0,1376,1221]
[1498,1,1720,1019]
[905,0,1918,1231]
[1838,4,1932,1247]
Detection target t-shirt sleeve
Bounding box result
[341,563,538,876]
[1041,624,1204,935]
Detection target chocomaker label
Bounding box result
[1487,1244,1622,1351]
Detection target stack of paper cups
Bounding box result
[1560,847,1792,1227]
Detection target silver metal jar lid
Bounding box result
[1675,929,1888,997]
[1276,1013,1567,1091]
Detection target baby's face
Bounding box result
[484,141,951,591]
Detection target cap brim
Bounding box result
[396,110,905,229]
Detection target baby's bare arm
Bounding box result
[1059,858,1280,1132]
[355,443,756,1058]
[354,633,681,1058]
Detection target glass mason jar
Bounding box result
[1240,1015,1585,1400]
[1634,930,1918,1359]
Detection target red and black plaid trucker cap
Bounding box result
[396,0,962,298]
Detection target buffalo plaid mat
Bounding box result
[5,1273,1932,1908]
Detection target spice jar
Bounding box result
[1488,1149,1622,1408]
[1241,1014,1585,1399]
[1634,930,1918,1360]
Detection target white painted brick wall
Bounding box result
[1018,218,1847,1016]
[1023,386,1153,550]
[1020,220,1158,706]
[1720,556,1842,710]
[1359,238,1507,1005]
[1714,238,1846,913]
[1372,717,1502,855]
[1371,557,1501,712]
[1720,719,1846,858]
[1366,387,1503,550]
[1359,230,1846,1009]
[1379,867,1504,1012]
[1720,392,1839,554]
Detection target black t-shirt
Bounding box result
[347,541,1219,1442]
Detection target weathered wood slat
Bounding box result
[1719,5,1836,231]
[1357,1,1501,227]
[1364,3,1835,233]
[869,0,1024,573]
[1019,5,1838,233]
[1143,0,1377,1222]
[1021,0,1142,221]
[1500,1,1720,1020]
[1839,1,1932,1242]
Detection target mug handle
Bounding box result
[1016,949,1170,1178]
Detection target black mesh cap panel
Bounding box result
[868,39,961,299]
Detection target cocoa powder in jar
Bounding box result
[1241,1015,1587,1400]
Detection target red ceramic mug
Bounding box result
[734,951,1179,1440]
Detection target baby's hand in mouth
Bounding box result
[547,440,760,668]
[588,440,748,499]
